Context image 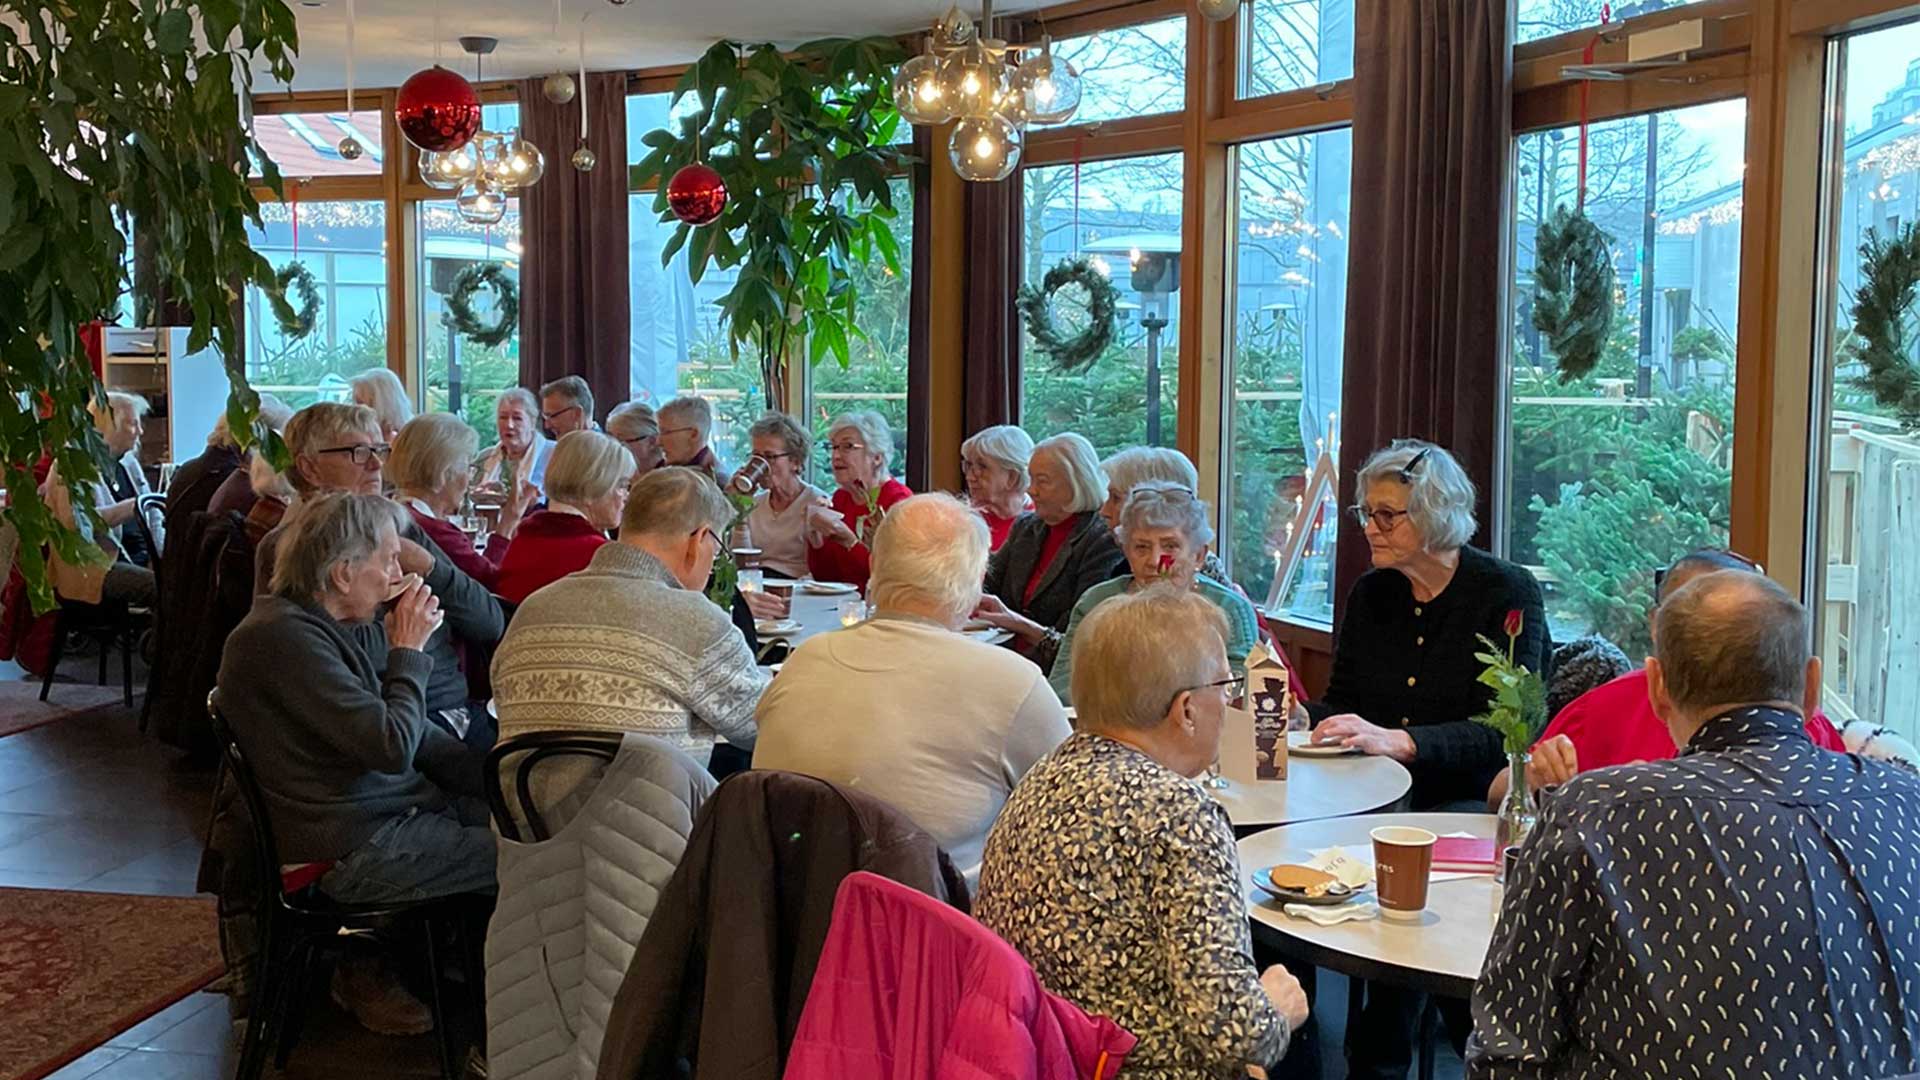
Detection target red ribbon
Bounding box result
[290,178,300,256]
[1576,3,1611,211]
[1072,132,1084,255]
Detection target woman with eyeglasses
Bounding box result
[742,411,825,579]
[805,411,912,591]
[959,425,1034,552]
[606,401,667,474]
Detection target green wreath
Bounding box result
[271,260,321,340]
[444,262,520,349]
[1531,205,1616,383]
[1844,223,1920,430]
[1017,257,1119,373]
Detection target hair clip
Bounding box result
[1397,448,1431,485]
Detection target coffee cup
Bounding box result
[1370,825,1437,920]
[732,547,764,569]
[766,581,795,602]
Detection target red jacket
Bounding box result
[785,872,1135,1080]
[1537,668,1846,770]
[493,510,608,604]
[405,506,505,591]
[805,479,912,592]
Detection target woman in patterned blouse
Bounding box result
[976,587,1308,1079]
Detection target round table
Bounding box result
[1208,752,1412,830]
[755,585,1011,650]
[1238,812,1501,998]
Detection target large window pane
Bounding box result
[809,178,913,490]
[418,199,521,444]
[1021,153,1183,457]
[1514,0,1694,45]
[1813,21,1920,742]
[244,199,389,408]
[1506,100,1745,655]
[1047,17,1186,124]
[1239,0,1354,99]
[1227,128,1350,626]
[250,110,383,177]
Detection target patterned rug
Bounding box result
[0,889,224,1080]
[0,679,127,740]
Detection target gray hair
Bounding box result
[620,465,733,540]
[349,368,413,435]
[540,375,595,421]
[606,401,661,443]
[544,430,636,507]
[828,410,894,471]
[1071,585,1229,732]
[868,494,989,624]
[1655,570,1809,713]
[1118,480,1215,549]
[283,403,381,495]
[269,491,406,602]
[91,391,150,432]
[1033,433,1107,515]
[961,425,1035,489]
[386,413,478,499]
[1354,440,1477,551]
[659,395,714,440]
[496,387,539,422]
[249,453,295,503]
[1102,446,1198,497]
[748,411,811,467]
[208,393,293,449]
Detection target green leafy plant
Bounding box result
[1670,325,1731,367]
[1842,223,1920,430]
[1,0,296,610]
[1472,611,1548,754]
[1018,257,1120,373]
[1531,205,1617,384]
[705,489,758,610]
[634,37,911,411]
[444,262,519,349]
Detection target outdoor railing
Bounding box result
[1822,415,1919,741]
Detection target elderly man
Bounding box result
[1468,571,1920,1079]
[753,493,1069,881]
[540,375,598,439]
[491,466,766,761]
[656,395,728,482]
[44,391,163,606]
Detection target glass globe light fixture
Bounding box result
[938,41,1009,120]
[494,133,546,188]
[419,146,470,190]
[1014,36,1082,125]
[892,40,952,126]
[456,178,507,225]
[948,114,1022,182]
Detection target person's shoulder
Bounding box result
[879,478,913,503]
[1076,576,1128,610]
[1461,545,1544,597]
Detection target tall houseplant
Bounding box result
[1,0,298,610]
[634,38,910,409]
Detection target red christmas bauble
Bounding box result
[667,163,728,226]
[396,66,482,153]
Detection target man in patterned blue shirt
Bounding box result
[1468,570,1920,1080]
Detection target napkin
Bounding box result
[1307,844,1480,886]
[1282,900,1380,925]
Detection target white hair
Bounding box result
[1072,586,1228,733]
[828,410,894,471]
[283,402,381,496]
[621,466,733,539]
[496,387,539,421]
[1118,480,1215,548]
[961,425,1034,489]
[1102,446,1198,497]
[543,430,637,506]
[659,395,714,440]
[207,393,293,449]
[349,368,413,436]
[868,493,989,625]
[1033,433,1107,515]
[269,491,405,602]
[386,413,478,499]
[1354,439,1477,552]
[606,401,660,443]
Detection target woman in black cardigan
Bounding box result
[1306,439,1548,811]
[975,432,1126,674]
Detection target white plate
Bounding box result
[1289,731,1361,757]
[755,619,801,637]
[962,628,1002,643]
[801,580,858,595]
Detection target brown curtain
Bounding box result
[905,127,934,491]
[1334,0,1509,628]
[962,168,1024,436]
[519,72,629,422]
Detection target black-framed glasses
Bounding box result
[1168,674,1246,712]
[317,443,390,466]
[758,450,798,462]
[661,425,698,438]
[1350,505,1411,533]
[697,526,723,550]
[541,403,582,423]
[1654,549,1764,591]
[619,433,659,447]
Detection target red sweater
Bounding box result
[1537,669,1845,770]
[805,479,913,592]
[493,510,609,604]
[407,506,506,591]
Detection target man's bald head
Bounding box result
[1653,570,1809,715]
[867,493,989,627]
[1657,549,1761,604]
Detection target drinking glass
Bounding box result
[738,568,764,595]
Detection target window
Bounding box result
[1238,0,1354,99]
[1514,0,1694,45]
[1226,128,1351,626]
[808,177,913,490]
[1505,100,1745,655]
[244,199,389,408]
[418,198,521,445]
[1046,17,1187,124]
[1811,20,1920,742]
[250,110,384,177]
[1021,153,1184,458]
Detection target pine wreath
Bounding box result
[1531,205,1616,383]
[1017,257,1119,373]
[445,262,520,349]
[1844,222,1920,430]
[271,260,321,340]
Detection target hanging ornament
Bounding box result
[457,178,507,225]
[894,38,951,125]
[543,73,577,104]
[949,114,1022,182]
[1195,0,1239,22]
[570,140,598,172]
[570,15,597,171]
[337,0,366,160]
[667,163,727,225]
[1014,36,1082,125]
[934,4,975,47]
[396,65,481,152]
[337,135,365,161]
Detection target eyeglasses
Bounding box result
[1351,505,1411,533]
[317,444,391,466]
[660,425,698,438]
[758,451,797,462]
[619,434,659,447]
[1168,674,1246,713]
[829,441,868,455]
[697,526,722,550]
[960,459,991,474]
[1653,549,1764,591]
[541,404,582,423]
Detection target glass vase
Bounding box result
[1494,749,1537,882]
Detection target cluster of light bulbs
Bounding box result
[890,3,1084,182]
[418,131,545,225]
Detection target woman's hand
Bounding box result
[1260,964,1310,1031]
[972,594,1046,644]
[496,473,535,539]
[1527,734,1579,790]
[1311,713,1416,763]
[805,499,857,548]
[385,578,444,652]
[741,590,790,621]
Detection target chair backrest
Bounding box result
[484,730,624,843]
[205,690,289,899]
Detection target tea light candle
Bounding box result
[738,568,764,594]
[837,598,866,627]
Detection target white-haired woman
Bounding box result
[804,410,912,591]
[961,425,1034,552]
[977,587,1307,1077]
[744,411,825,579]
[1099,445,1235,584]
[206,394,296,521]
[494,430,637,604]
[389,413,519,591]
[1049,482,1260,706]
[607,401,666,473]
[975,432,1125,674]
[349,368,414,445]
[475,388,555,501]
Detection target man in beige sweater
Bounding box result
[752,493,1071,882]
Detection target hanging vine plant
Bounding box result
[1017,257,1119,374]
[444,262,520,349]
[1530,205,1616,383]
[272,260,321,340]
[1843,222,1920,430]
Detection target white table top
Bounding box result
[1207,752,1413,829]
[1238,812,1502,997]
[755,585,1011,650]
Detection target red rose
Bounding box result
[1503,609,1523,638]
[1157,554,1176,576]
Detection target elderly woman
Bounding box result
[389,413,521,590]
[1049,482,1259,706]
[743,411,825,579]
[475,388,555,499]
[805,410,913,591]
[494,430,637,604]
[975,433,1125,673]
[1100,445,1235,585]
[44,392,162,606]
[349,368,413,444]
[977,587,1308,1077]
[205,394,295,520]
[961,425,1034,552]
[607,401,666,473]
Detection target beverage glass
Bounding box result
[837,598,867,628]
[738,568,764,595]
[1370,825,1437,921]
[766,581,795,602]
